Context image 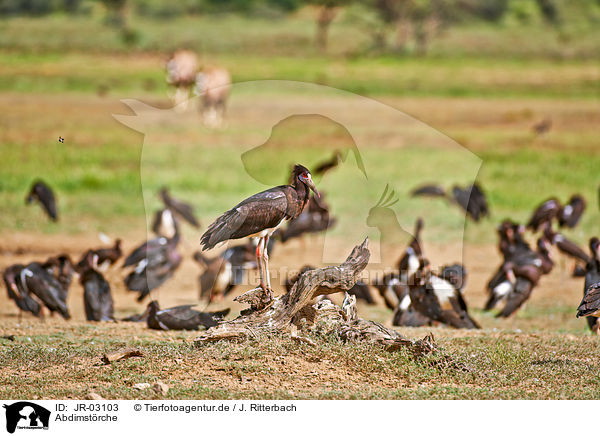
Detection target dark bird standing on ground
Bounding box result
[372,272,432,327]
[159,187,200,228]
[146,300,229,331]
[78,253,114,322]
[577,238,600,333]
[77,239,122,271]
[408,259,479,329]
[543,226,590,265]
[577,282,600,333]
[151,208,179,239]
[441,264,467,293]
[397,218,424,280]
[276,192,336,243]
[532,118,552,136]
[372,272,404,310]
[123,235,182,301]
[313,150,342,177]
[44,254,76,291]
[193,240,262,302]
[526,197,563,232]
[485,237,554,318]
[411,182,489,222]
[19,261,70,319]
[25,180,58,221]
[558,194,586,229]
[201,164,319,301]
[497,219,531,260]
[3,264,42,318]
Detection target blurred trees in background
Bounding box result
[305,0,351,51]
[0,0,598,56]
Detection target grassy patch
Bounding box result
[1,324,600,400]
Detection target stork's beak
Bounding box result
[306,178,320,198]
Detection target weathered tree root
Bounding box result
[194,238,467,371]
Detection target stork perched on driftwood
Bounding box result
[200,164,319,305]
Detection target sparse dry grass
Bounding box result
[1,321,599,400]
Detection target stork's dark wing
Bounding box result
[151,209,163,236]
[209,308,230,319]
[84,280,105,321]
[157,304,198,319]
[585,270,600,294]
[554,234,590,264]
[155,305,226,330]
[451,186,470,212]
[39,184,58,221]
[577,282,600,318]
[83,272,113,321]
[451,291,480,329]
[95,246,122,266]
[451,185,482,221]
[27,181,58,221]
[123,237,167,267]
[23,264,70,319]
[278,195,336,241]
[486,265,508,294]
[3,266,42,317]
[278,212,313,243]
[347,281,375,305]
[427,277,479,329]
[163,192,200,228]
[411,184,447,197]
[313,151,341,177]
[201,187,290,250]
[496,278,533,318]
[527,198,560,231]
[471,184,490,218]
[132,254,181,301]
[558,195,586,228]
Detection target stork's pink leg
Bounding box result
[256,237,266,290]
[263,235,273,299]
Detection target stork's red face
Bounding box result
[298,171,320,198]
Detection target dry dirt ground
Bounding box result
[1,231,597,400]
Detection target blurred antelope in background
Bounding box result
[194,66,231,128]
[165,49,199,112]
[165,49,231,127]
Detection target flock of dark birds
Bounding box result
[4,152,600,335]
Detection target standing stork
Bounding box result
[159,187,200,228]
[25,180,58,222]
[410,182,489,222]
[200,164,319,301]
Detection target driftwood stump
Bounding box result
[194,238,462,367]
